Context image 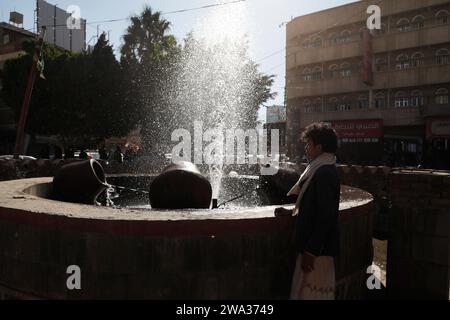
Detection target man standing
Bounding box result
[275,122,340,300]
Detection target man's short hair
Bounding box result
[301,122,338,153]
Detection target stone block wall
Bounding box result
[388,170,450,299]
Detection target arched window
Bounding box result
[312,66,322,80]
[411,90,424,107]
[340,62,352,77]
[303,39,312,49]
[396,54,410,70]
[436,48,450,65]
[358,94,369,109]
[312,98,323,112]
[340,30,352,43]
[327,97,338,112]
[411,52,424,68]
[436,10,449,25]
[397,18,411,32]
[435,88,449,105]
[303,99,312,113]
[329,64,339,78]
[374,92,385,109]
[375,58,387,72]
[338,96,352,111]
[302,68,312,81]
[412,15,425,29]
[311,36,322,48]
[395,91,409,107]
[329,33,338,45]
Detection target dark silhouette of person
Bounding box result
[275,122,340,300]
[99,145,108,160]
[54,145,63,159]
[112,146,123,163]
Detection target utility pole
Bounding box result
[13,27,47,159]
[53,4,57,45]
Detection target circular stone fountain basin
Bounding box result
[0,175,373,300]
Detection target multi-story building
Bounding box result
[286,0,450,168]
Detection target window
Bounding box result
[397,18,411,32]
[3,34,9,45]
[338,97,351,111]
[340,62,352,77]
[303,99,312,113]
[374,93,385,109]
[312,98,323,112]
[311,66,322,80]
[327,98,338,112]
[302,68,312,81]
[436,48,450,65]
[395,92,409,107]
[435,88,449,105]
[396,54,410,70]
[411,90,424,107]
[411,52,424,68]
[329,33,338,45]
[436,10,449,25]
[358,95,369,109]
[311,37,322,48]
[375,58,387,72]
[337,30,352,44]
[303,39,312,49]
[329,64,339,78]
[412,15,425,29]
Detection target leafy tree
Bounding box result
[1,35,134,149]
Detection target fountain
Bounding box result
[0,4,374,300]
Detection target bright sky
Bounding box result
[0,0,357,121]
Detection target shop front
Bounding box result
[382,125,424,167]
[328,119,384,165]
[424,117,450,170]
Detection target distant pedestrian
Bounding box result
[112,146,123,163]
[54,145,63,159]
[99,145,108,160]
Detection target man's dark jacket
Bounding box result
[295,164,340,257]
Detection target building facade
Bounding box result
[286,0,450,168]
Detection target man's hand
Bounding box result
[274,207,293,217]
[301,252,316,273]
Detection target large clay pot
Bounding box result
[149,161,212,209]
[53,159,107,204]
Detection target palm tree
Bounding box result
[120,6,177,65]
